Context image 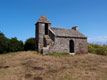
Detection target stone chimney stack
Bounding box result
[72,26,79,31]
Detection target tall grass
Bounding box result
[88,44,107,55]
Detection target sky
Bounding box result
[0,0,107,43]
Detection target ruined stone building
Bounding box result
[35,15,88,54]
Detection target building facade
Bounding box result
[35,15,88,54]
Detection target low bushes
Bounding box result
[88,44,107,55]
[24,38,35,51]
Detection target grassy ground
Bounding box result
[0,51,107,80]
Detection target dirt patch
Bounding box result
[60,67,67,70]
[0,66,9,69]
[32,67,44,70]
[0,66,2,68]
[25,74,32,78]
[34,77,43,80]
[48,70,58,73]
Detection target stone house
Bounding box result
[35,15,88,54]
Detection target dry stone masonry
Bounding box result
[35,15,88,54]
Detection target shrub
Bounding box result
[0,32,9,53]
[0,32,24,54]
[8,37,24,52]
[95,47,107,55]
[24,38,35,51]
[88,43,107,55]
[88,44,96,53]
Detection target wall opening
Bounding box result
[45,23,48,35]
[69,40,74,53]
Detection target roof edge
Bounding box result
[36,15,51,24]
[56,36,87,39]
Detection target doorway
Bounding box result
[45,23,48,35]
[69,40,74,53]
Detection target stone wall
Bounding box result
[36,23,45,52]
[48,37,88,54]
[48,29,55,41]
[36,22,88,54]
[35,16,88,54]
[36,22,51,53]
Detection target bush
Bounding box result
[95,47,107,55]
[24,38,35,51]
[88,43,107,55]
[0,32,24,54]
[8,37,24,52]
[0,32,9,53]
[88,44,96,53]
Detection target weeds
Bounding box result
[88,43,107,55]
[45,53,70,56]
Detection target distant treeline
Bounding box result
[0,32,36,54]
[88,43,107,55]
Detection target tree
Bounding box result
[24,38,35,51]
[0,32,9,53]
[8,37,24,52]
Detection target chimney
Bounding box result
[72,26,79,31]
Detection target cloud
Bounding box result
[88,36,107,44]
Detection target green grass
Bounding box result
[45,53,70,56]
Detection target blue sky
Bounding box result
[0,0,107,43]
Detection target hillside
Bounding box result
[0,51,107,80]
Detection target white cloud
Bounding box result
[88,36,107,44]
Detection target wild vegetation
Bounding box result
[0,51,107,80]
[24,38,36,51]
[45,53,70,56]
[1,32,107,56]
[0,32,24,54]
[0,32,35,54]
[88,43,107,55]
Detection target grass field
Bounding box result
[0,51,107,80]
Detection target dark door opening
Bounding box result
[45,23,48,35]
[69,40,74,53]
